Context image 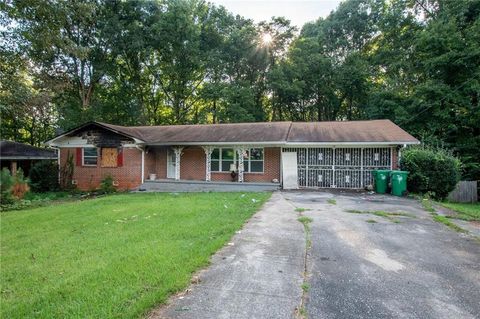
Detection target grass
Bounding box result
[345,209,414,223]
[327,198,336,205]
[366,219,377,223]
[433,215,467,233]
[421,198,435,213]
[301,283,310,292]
[0,192,270,318]
[295,207,310,213]
[439,202,480,221]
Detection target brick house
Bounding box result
[45,120,419,191]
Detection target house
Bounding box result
[0,140,57,176]
[45,120,419,191]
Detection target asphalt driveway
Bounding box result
[152,191,479,319]
[284,191,480,319]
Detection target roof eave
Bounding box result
[44,121,146,146]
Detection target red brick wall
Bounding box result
[147,146,280,183]
[392,147,399,170]
[180,147,206,180]
[59,147,142,191]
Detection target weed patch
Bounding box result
[433,215,467,233]
[327,198,336,205]
[345,209,413,223]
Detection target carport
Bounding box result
[282,146,393,188]
[281,121,420,189]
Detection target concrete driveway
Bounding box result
[152,191,480,319]
[283,191,480,319]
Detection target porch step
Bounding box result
[137,180,280,192]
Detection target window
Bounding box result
[210,148,264,173]
[83,147,98,166]
[222,148,235,172]
[248,148,264,172]
[101,148,118,167]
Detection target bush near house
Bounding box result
[0,168,30,208]
[29,160,59,192]
[400,147,461,200]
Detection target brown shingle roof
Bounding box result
[287,120,419,143]
[100,122,292,144]
[50,120,419,145]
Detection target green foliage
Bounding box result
[1,0,479,180]
[0,168,15,205]
[0,192,270,318]
[400,147,461,199]
[99,175,117,194]
[28,160,59,192]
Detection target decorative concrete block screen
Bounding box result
[282,147,392,189]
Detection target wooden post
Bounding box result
[10,161,17,175]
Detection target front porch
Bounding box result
[138,179,280,192]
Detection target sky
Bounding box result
[209,0,343,28]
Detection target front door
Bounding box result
[167,149,176,179]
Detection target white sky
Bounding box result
[209,0,343,27]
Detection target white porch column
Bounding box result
[173,147,184,181]
[202,146,214,181]
[236,146,247,183]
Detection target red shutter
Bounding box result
[76,148,82,166]
[117,148,123,167]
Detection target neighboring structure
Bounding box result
[45,120,419,191]
[0,140,57,176]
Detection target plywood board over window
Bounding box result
[101,148,118,167]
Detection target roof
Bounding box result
[46,120,419,145]
[99,122,293,144]
[0,141,57,160]
[287,120,419,143]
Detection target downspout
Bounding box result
[136,146,145,184]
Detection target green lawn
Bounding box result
[0,192,271,318]
[440,202,480,221]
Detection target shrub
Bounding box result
[400,146,461,199]
[29,160,59,192]
[12,169,30,199]
[99,175,117,194]
[0,168,15,205]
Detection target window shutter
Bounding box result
[117,148,123,167]
[76,148,82,166]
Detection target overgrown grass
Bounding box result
[0,192,270,318]
[421,197,435,213]
[327,198,336,205]
[345,209,414,223]
[440,202,480,221]
[433,215,468,233]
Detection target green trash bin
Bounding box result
[373,170,390,194]
[390,171,409,196]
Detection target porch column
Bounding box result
[10,161,17,175]
[236,146,247,183]
[202,146,214,182]
[173,147,183,181]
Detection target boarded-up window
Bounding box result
[101,148,118,167]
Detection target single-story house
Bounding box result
[45,120,419,191]
[0,140,57,176]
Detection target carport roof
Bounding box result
[0,140,57,160]
[46,120,419,145]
